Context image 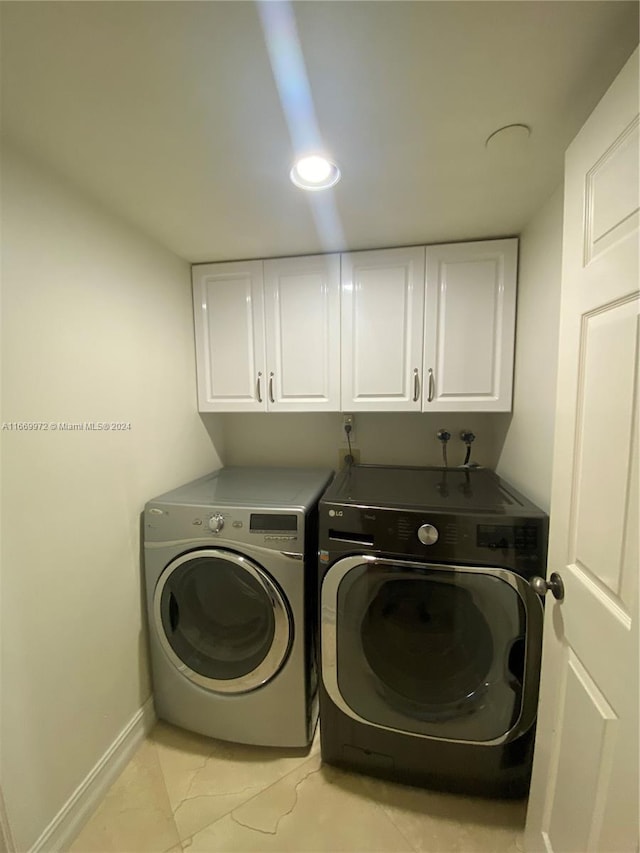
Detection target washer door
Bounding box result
[321,556,543,744]
[154,549,292,694]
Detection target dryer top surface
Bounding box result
[148,466,334,511]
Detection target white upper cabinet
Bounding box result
[193,240,517,413]
[193,260,266,412]
[341,247,426,411]
[263,254,340,411]
[423,239,518,412]
[193,255,340,412]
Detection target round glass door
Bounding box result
[359,577,495,710]
[321,556,542,744]
[154,549,292,694]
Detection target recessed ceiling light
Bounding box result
[290,155,341,191]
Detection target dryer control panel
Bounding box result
[144,504,304,553]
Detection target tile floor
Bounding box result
[69,722,527,853]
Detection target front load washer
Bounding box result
[144,466,333,748]
[318,464,547,796]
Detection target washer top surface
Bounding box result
[149,466,334,511]
[322,464,545,517]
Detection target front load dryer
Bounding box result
[144,466,333,748]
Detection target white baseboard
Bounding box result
[29,697,156,853]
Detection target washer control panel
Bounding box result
[321,503,547,574]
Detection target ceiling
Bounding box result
[1,1,638,263]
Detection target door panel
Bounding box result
[264,254,340,411]
[341,247,425,411]
[572,297,638,600]
[192,261,266,412]
[322,556,543,745]
[423,240,517,412]
[525,47,639,853]
[544,649,618,853]
[586,118,639,261]
[153,549,292,694]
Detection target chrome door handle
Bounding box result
[257,372,263,403]
[427,368,435,403]
[413,368,420,402]
[269,372,275,404]
[530,573,565,601]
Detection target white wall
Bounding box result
[0,145,221,851]
[496,186,564,511]
[215,411,511,471]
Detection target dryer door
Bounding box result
[321,556,543,744]
[154,549,292,694]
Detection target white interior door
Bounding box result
[525,48,639,853]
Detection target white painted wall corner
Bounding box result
[29,697,156,853]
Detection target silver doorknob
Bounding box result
[530,572,564,601]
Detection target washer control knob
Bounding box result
[418,523,439,546]
[208,513,224,534]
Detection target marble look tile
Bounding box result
[358,773,527,853]
[184,757,414,852]
[69,740,180,853]
[151,721,320,843]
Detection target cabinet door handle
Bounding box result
[427,368,435,403]
[269,372,275,404]
[257,372,263,403]
[413,368,420,402]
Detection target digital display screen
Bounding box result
[477,524,537,551]
[250,513,298,532]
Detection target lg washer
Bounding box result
[144,466,333,748]
[318,464,548,796]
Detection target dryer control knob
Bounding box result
[208,513,224,534]
[418,523,439,546]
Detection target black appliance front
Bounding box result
[317,464,548,798]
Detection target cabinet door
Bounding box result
[342,247,425,411]
[264,254,340,411]
[423,239,517,412]
[192,261,266,412]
